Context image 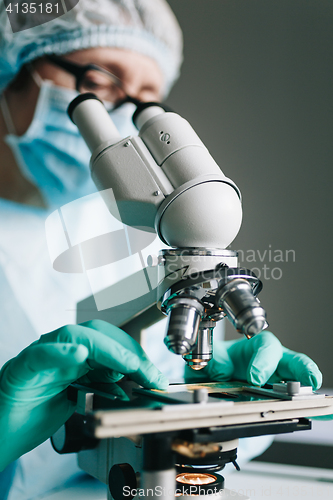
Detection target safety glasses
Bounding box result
[46,55,140,107]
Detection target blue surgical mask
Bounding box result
[2,77,138,209]
[108,101,138,138]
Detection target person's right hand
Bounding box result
[0,319,168,471]
[185,331,322,389]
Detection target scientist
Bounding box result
[0,1,323,499]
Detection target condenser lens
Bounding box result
[176,473,216,485]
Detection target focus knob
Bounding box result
[109,463,137,500]
[51,413,97,454]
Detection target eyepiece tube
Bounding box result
[67,93,121,152]
[216,278,267,338]
[132,102,166,130]
[164,297,204,355]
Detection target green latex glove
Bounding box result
[186,331,333,421]
[0,319,168,471]
[185,330,323,389]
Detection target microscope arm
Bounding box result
[77,266,163,346]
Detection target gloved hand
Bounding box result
[185,330,322,389]
[186,331,333,422]
[0,319,168,471]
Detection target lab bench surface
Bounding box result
[40,462,333,500]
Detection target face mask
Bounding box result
[2,77,138,209]
[109,101,138,138]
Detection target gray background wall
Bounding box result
[166,0,333,386]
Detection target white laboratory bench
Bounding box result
[40,461,333,500]
[226,407,333,499]
[226,461,333,500]
[40,475,107,499]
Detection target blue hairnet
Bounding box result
[0,0,183,96]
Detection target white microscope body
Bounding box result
[69,95,267,370]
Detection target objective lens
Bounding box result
[216,279,267,337]
[176,473,217,485]
[164,297,204,355]
[183,322,213,370]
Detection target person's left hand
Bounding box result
[185,330,322,389]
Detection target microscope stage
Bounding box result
[71,381,333,440]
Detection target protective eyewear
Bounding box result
[46,55,140,107]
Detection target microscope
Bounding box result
[51,94,333,499]
[67,94,268,368]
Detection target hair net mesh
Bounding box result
[0,0,183,95]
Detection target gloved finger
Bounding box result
[80,369,124,384]
[228,331,283,386]
[3,343,89,385]
[39,323,144,378]
[247,332,283,386]
[185,341,234,383]
[74,381,130,402]
[272,348,323,390]
[93,382,130,401]
[82,320,169,390]
[40,321,168,390]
